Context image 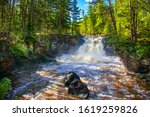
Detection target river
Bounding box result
[8,36,150,100]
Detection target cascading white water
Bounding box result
[57,36,107,63]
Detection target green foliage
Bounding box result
[80,0,150,60]
[11,43,29,57]
[24,33,37,44]
[0,77,12,99]
[70,0,81,34]
[38,34,52,50]
[135,45,150,58]
[79,1,111,35]
[107,34,150,59]
[0,0,79,35]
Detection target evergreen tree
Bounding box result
[54,0,70,34]
[69,0,81,34]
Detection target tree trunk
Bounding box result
[1,0,4,29]
[8,0,15,31]
[29,0,34,24]
[130,0,138,41]
[28,0,34,25]
[108,0,117,34]
[72,23,74,34]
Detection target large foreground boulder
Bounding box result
[64,71,89,99]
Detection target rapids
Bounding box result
[8,36,150,100]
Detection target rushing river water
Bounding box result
[8,36,150,100]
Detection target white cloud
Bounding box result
[85,0,93,2]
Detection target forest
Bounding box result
[0,0,150,100]
[80,0,150,59]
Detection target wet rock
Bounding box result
[43,55,56,62]
[64,71,80,87]
[68,80,89,99]
[145,75,150,85]
[102,38,116,56]
[117,50,150,75]
[46,48,57,58]
[64,72,89,99]
[76,36,85,48]
[136,65,149,74]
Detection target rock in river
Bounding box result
[64,71,89,99]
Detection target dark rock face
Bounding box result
[119,53,150,74]
[64,72,89,99]
[46,35,85,58]
[136,65,149,74]
[102,37,116,56]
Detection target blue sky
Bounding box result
[77,0,114,12]
[77,0,89,12]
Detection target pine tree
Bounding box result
[54,0,70,34]
[69,0,81,34]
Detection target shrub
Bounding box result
[11,43,29,57]
[135,45,150,58]
[24,33,37,44]
[0,77,12,99]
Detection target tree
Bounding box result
[94,1,108,34]
[1,0,5,29]
[87,5,95,34]
[69,0,81,34]
[107,0,117,34]
[130,0,138,41]
[79,0,110,35]
[52,0,70,34]
[80,10,87,34]
[0,0,9,31]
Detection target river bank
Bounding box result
[0,34,83,78]
[103,37,150,86]
[0,34,84,99]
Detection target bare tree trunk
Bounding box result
[108,0,117,34]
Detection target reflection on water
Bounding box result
[8,36,150,100]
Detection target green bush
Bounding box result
[25,33,37,44]
[11,43,29,57]
[0,77,12,99]
[135,45,150,58]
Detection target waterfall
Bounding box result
[76,36,106,62]
[57,36,106,63]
